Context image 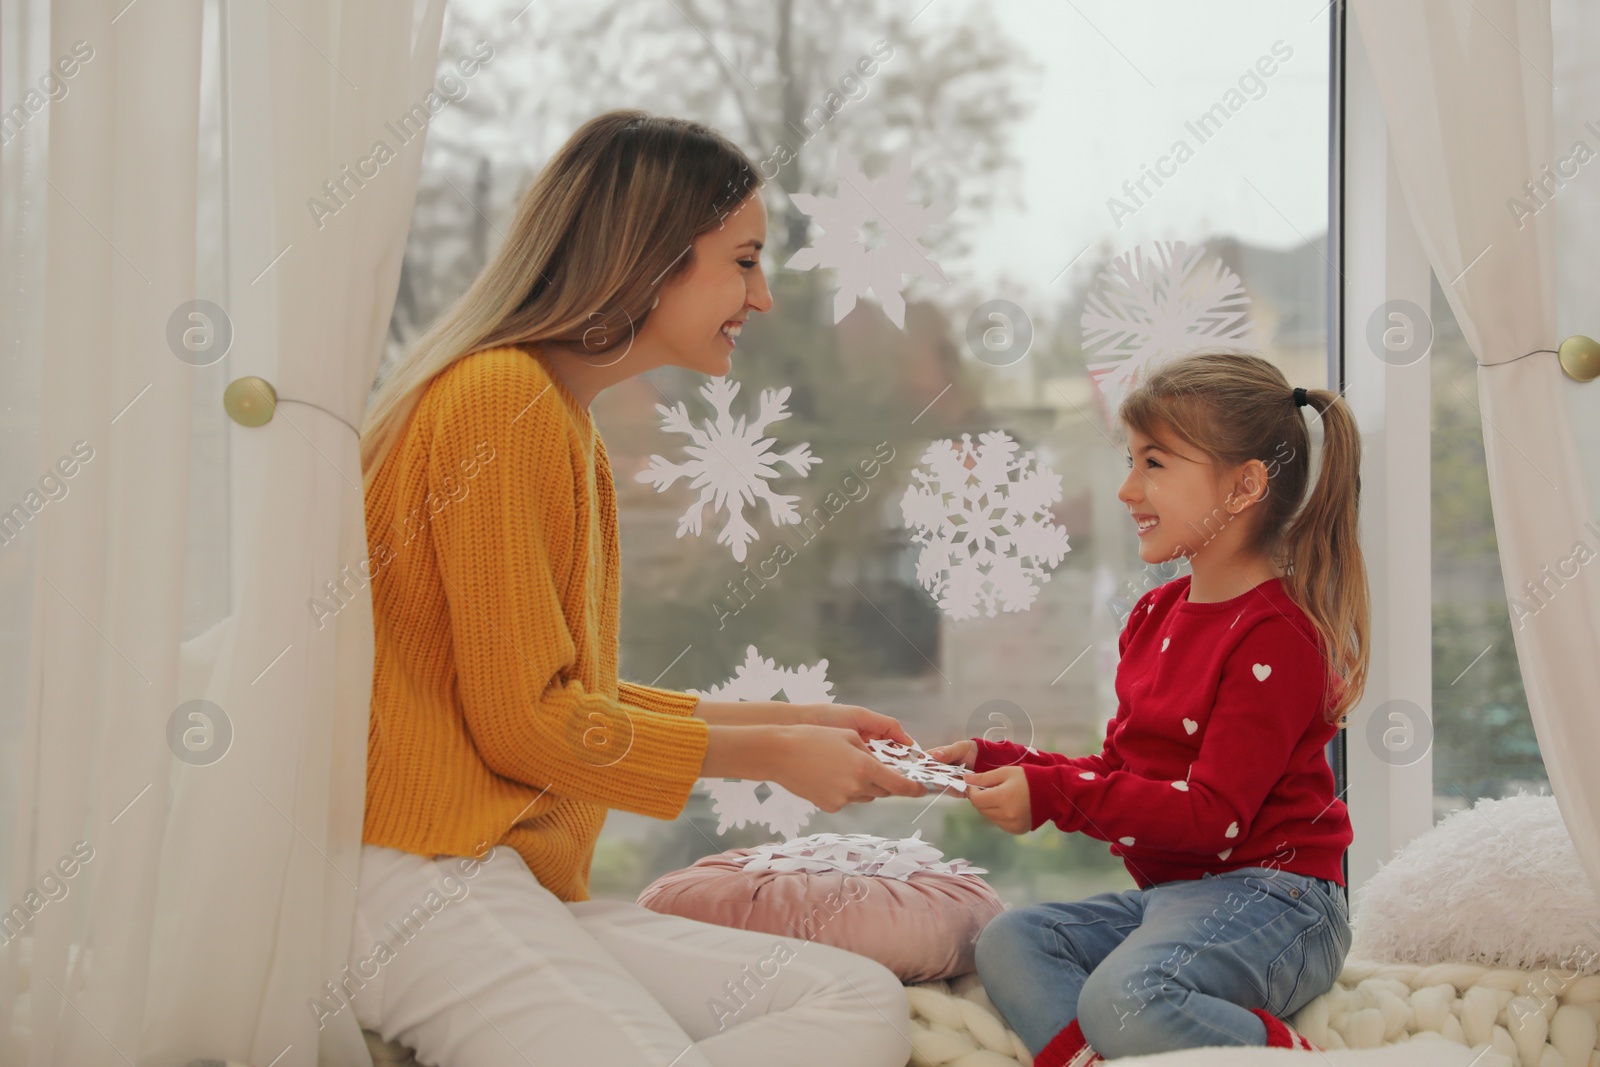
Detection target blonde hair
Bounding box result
[1119,350,1369,725]
[360,110,763,487]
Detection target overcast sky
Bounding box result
[918,0,1335,296]
[442,0,1336,301]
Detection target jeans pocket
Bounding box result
[1266,897,1353,1022]
[1264,919,1329,1019]
[1319,889,1353,981]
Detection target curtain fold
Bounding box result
[1350,0,1600,897]
[0,0,447,1064]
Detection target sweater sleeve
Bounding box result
[971,587,1152,775]
[972,740,1079,771]
[972,717,1125,775]
[618,681,701,717]
[1021,615,1323,852]
[427,367,710,820]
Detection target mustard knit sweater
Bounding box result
[362,345,711,902]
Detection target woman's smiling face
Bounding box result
[643,192,773,377]
[1117,423,1261,565]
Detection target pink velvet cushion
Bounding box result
[635,848,1004,983]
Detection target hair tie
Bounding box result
[1292,387,1309,408]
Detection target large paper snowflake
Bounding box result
[900,431,1072,620]
[731,831,988,882]
[784,148,953,328]
[691,646,834,839]
[1080,241,1255,416]
[636,377,819,562]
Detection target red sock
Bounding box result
[1036,1019,1105,1067]
[1250,1007,1323,1051]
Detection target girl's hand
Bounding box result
[767,725,929,811]
[799,703,915,746]
[965,765,1033,834]
[924,740,977,769]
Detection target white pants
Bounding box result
[343,843,913,1067]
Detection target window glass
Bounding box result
[393,0,1334,904]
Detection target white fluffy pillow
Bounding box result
[1352,793,1600,974]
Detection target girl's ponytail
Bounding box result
[1279,388,1370,724]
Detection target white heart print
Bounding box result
[1218,848,1233,860]
[1079,771,1095,780]
[1225,821,1239,838]
[1171,780,1189,792]
[1161,637,1170,652]
[1252,663,1272,681]
[1182,718,1198,735]
[1119,836,1136,846]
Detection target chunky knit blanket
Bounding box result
[900,958,1598,1067]
[358,955,1588,1067]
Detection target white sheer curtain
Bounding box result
[1350,0,1600,895]
[0,1,446,1064]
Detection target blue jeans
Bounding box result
[974,867,1351,1059]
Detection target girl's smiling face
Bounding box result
[1117,423,1266,565]
[642,191,773,377]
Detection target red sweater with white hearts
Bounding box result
[973,574,1352,889]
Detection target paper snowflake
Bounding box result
[867,739,968,793]
[695,645,836,706]
[697,779,817,841]
[690,646,835,839]
[731,831,988,881]
[1080,241,1255,416]
[636,377,819,562]
[900,431,1072,620]
[784,148,953,328]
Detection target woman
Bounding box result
[350,111,925,1067]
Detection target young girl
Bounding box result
[353,111,926,1067]
[929,351,1366,1063]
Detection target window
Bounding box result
[392,0,1337,906]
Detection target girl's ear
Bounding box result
[1226,458,1272,513]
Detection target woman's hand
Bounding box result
[765,725,929,811]
[924,739,977,769]
[797,703,915,746]
[964,765,1033,834]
